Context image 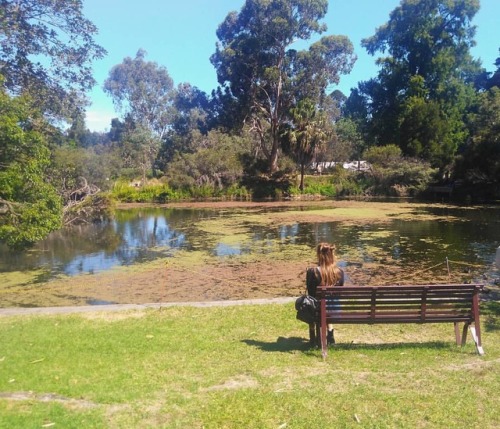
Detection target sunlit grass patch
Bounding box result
[0,302,498,428]
[0,268,52,288]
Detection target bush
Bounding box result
[362,146,437,196]
[111,181,184,203]
[224,184,251,200]
[241,173,293,200]
[290,167,364,197]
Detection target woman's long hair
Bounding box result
[316,242,342,285]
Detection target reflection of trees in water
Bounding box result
[0,223,123,273]
[60,215,187,274]
[44,223,123,258]
[0,212,187,276]
[115,207,219,226]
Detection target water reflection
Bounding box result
[215,243,241,256]
[0,205,498,283]
[0,209,187,277]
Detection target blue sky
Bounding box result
[82,0,500,132]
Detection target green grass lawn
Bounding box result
[0,302,499,428]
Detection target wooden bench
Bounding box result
[314,283,484,359]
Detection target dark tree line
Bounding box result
[342,0,499,197]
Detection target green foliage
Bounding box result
[284,98,331,191]
[224,183,251,200]
[165,130,250,191]
[363,146,437,196]
[333,117,366,160]
[50,145,120,193]
[399,95,454,166]
[111,179,251,203]
[290,179,336,197]
[0,0,106,118]
[290,167,364,197]
[486,48,500,89]
[364,144,402,166]
[351,0,481,171]
[454,87,500,199]
[104,49,174,138]
[239,172,293,200]
[122,125,162,180]
[111,181,185,203]
[329,167,365,196]
[0,90,62,248]
[64,193,115,226]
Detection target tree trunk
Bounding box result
[300,162,305,192]
[268,133,280,173]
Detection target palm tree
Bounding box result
[287,99,329,192]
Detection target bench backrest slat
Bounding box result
[317,283,483,325]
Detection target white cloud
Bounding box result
[85,109,116,132]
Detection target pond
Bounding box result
[0,201,499,307]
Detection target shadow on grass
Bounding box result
[242,336,311,353]
[242,338,466,354]
[482,301,500,332]
[332,341,452,352]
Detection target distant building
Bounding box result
[312,160,371,174]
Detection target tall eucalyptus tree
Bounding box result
[211,0,355,173]
[104,50,176,179]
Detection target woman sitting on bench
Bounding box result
[306,242,344,345]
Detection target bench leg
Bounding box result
[469,326,485,356]
[461,323,469,347]
[320,321,327,360]
[454,322,461,346]
[309,323,316,346]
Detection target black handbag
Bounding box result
[295,294,319,324]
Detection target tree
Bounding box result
[104,49,175,139]
[172,83,212,136]
[486,49,500,89]
[351,0,480,171]
[284,99,329,191]
[157,83,213,168]
[165,130,250,191]
[211,0,355,173]
[0,89,62,248]
[334,117,366,161]
[455,87,500,195]
[0,0,106,118]
[67,108,90,147]
[104,50,177,179]
[122,125,162,184]
[363,145,436,196]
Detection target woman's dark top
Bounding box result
[306,267,344,298]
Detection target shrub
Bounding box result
[362,145,437,196]
[224,184,251,200]
[111,181,183,203]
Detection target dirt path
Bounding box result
[0,297,296,316]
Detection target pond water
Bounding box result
[2,203,499,276]
[0,202,499,304]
